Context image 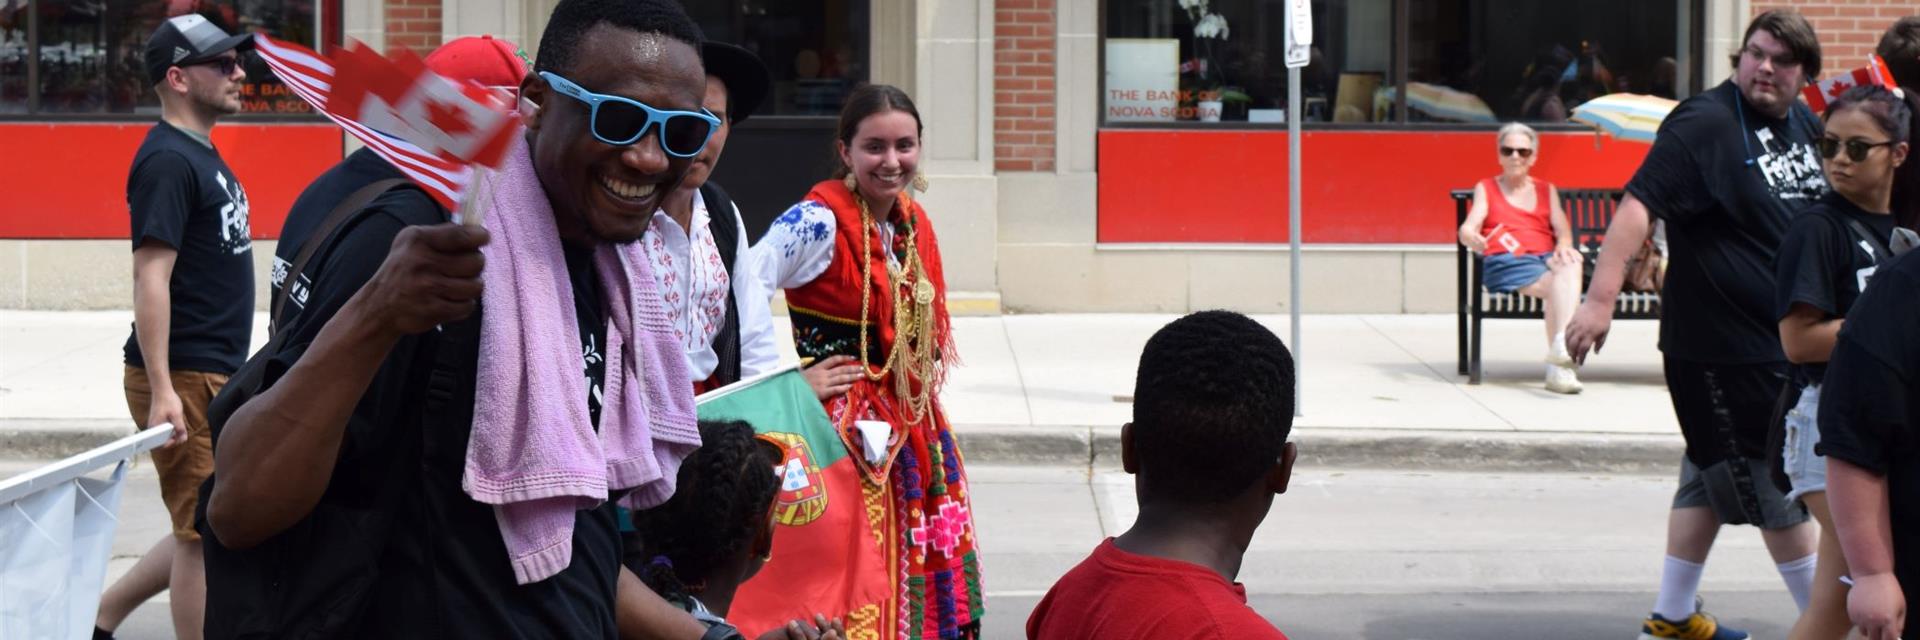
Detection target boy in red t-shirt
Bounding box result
[1026,310,1296,640]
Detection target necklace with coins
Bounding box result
[852,186,939,425]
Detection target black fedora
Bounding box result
[701,41,771,124]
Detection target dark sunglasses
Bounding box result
[1500,146,1534,158]
[1817,137,1897,162]
[184,55,242,76]
[538,71,720,157]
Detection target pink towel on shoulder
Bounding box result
[464,137,700,585]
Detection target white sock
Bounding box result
[1654,555,1706,620]
[1778,554,1818,612]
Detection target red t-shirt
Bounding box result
[1477,176,1557,256]
[1025,539,1289,640]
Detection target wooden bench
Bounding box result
[1453,188,1661,384]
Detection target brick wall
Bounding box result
[385,0,442,53]
[995,0,1057,172]
[1751,2,1916,72]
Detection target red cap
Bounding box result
[423,35,528,88]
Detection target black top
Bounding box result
[1626,80,1829,364]
[1772,193,1899,383]
[123,121,256,375]
[1814,249,1920,632]
[272,148,402,323]
[261,191,621,639]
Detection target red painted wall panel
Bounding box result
[0,123,342,239]
[1096,129,1654,244]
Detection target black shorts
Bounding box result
[1663,356,1790,466]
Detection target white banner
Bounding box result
[0,426,170,639]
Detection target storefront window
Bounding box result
[1405,0,1681,124]
[1104,0,1391,124]
[1101,0,1691,127]
[4,0,323,117]
[1,2,25,114]
[686,0,870,117]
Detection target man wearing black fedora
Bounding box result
[631,40,861,399]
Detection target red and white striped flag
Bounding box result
[252,34,521,212]
[1802,54,1901,113]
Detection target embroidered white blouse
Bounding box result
[641,189,779,382]
[750,199,901,294]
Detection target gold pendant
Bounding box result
[914,279,935,306]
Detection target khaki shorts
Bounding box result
[124,365,227,542]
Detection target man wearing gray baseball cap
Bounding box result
[96,13,257,640]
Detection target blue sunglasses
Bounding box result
[539,71,721,158]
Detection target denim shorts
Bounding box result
[1482,252,1550,294]
[1781,384,1827,503]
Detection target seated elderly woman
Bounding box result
[1458,122,1585,394]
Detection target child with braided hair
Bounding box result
[629,419,847,640]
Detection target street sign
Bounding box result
[1284,0,1312,69]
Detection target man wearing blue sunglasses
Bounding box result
[199,1,839,639]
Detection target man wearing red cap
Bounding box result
[269,35,532,325]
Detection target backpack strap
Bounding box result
[272,178,412,334]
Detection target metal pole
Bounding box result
[1288,66,1303,417]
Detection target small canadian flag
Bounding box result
[325,41,519,169]
[1802,54,1900,113]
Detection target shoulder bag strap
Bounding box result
[271,178,412,334]
[1841,217,1898,267]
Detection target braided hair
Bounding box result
[631,419,783,605]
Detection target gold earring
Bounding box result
[843,173,859,192]
[912,172,930,193]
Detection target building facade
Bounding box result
[2,0,1913,312]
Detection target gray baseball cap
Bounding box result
[144,14,255,84]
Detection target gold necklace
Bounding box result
[854,191,938,424]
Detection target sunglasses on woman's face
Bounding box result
[538,71,720,157]
[1500,146,1534,158]
[1817,137,1897,162]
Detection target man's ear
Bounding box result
[519,74,548,131]
[1120,422,1138,475]
[1267,442,1297,495]
[161,67,190,97]
[751,516,776,561]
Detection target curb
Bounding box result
[1,419,129,461]
[4,419,1685,474]
[953,424,1685,473]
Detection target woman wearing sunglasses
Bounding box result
[1458,122,1586,393]
[743,84,983,640]
[1771,84,1911,640]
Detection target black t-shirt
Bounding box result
[1773,193,1899,383]
[259,191,621,639]
[1815,249,1920,629]
[1627,80,1830,364]
[123,121,256,375]
[271,148,403,324]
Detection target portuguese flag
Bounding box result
[697,366,897,638]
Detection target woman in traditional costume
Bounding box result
[742,84,982,640]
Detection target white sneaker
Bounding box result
[1547,332,1576,368]
[1546,364,1583,394]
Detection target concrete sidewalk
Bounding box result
[0,310,1683,470]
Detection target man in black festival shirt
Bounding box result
[196,1,730,638]
[1566,11,1827,640]
[96,13,255,640]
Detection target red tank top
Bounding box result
[1478,177,1556,256]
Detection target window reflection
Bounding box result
[12,0,316,116]
[688,0,870,117]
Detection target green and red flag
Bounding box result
[698,366,898,639]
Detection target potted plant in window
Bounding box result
[1180,0,1230,121]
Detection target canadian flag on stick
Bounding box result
[252,34,521,214]
[1802,54,1900,113]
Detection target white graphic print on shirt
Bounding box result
[214,170,253,255]
[1753,126,1828,205]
